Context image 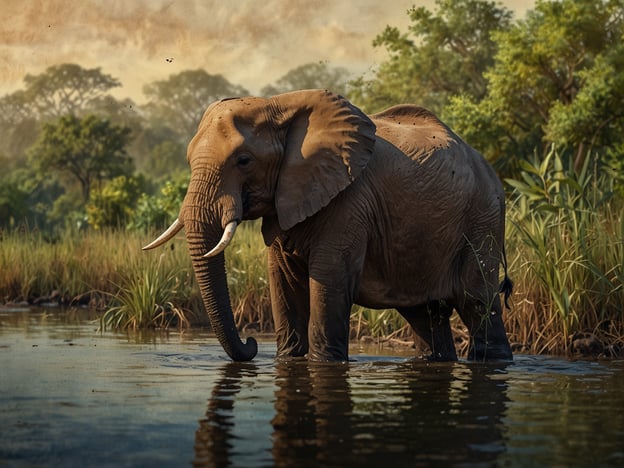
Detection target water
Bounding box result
[1,308,623,467]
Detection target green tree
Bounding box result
[350,0,512,113]
[143,70,248,139]
[86,175,146,229]
[0,91,39,166]
[28,115,133,202]
[445,0,624,173]
[0,178,30,229]
[130,174,189,231]
[22,63,121,120]
[260,62,353,97]
[0,64,128,169]
[142,140,187,181]
[0,166,65,230]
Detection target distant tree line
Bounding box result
[1,0,622,233]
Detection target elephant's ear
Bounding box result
[271,89,376,231]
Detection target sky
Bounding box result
[1,0,535,104]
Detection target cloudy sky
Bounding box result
[1,0,535,103]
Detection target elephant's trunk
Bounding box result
[186,218,258,361]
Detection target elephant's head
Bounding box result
[143,89,377,361]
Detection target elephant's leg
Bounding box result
[398,301,458,361]
[268,244,310,358]
[456,295,512,361]
[307,278,352,362]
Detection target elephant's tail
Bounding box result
[499,245,513,309]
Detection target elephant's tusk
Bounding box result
[203,221,238,258]
[142,219,183,250]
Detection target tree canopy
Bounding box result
[350,0,512,114]
[22,64,121,120]
[444,0,624,173]
[352,0,624,176]
[143,70,248,139]
[28,115,133,202]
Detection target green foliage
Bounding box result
[86,175,146,230]
[0,178,31,229]
[130,174,189,231]
[350,0,512,113]
[446,0,624,174]
[261,62,353,97]
[28,114,133,201]
[0,166,65,230]
[506,147,624,353]
[141,140,187,181]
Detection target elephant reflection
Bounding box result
[194,362,260,466]
[271,361,354,465]
[195,359,512,466]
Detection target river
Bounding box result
[1,307,623,466]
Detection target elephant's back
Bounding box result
[371,105,457,164]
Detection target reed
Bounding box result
[504,149,624,355]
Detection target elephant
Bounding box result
[143,89,513,362]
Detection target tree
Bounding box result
[445,0,624,173]
[142,140,187,181]
[0,91,40,165]
[28,115,133,202]
[86,175,146,229]
[0,64,128,168]
[22,63,121,120]
[143,70,248,139]
[0,166,65,230]
[260,62,353,97]
[0,178,30,229]
[130,173,189,231]
[350,0,512,113]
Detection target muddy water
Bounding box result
[1,308,623,467]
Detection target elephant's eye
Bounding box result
[236,153,253,168]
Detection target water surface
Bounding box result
[1,307,623,466]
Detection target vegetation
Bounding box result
[505,149,623,356]
[0,0,622,356]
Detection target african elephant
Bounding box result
[144,89,513,362]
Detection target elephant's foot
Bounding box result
[399,302,458,362]
[467,339,513,361]
[306,344,349,362]
[424,348,459,362]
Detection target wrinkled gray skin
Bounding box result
[144,89,513,362]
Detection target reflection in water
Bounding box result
[194,362,267,467]
[196,358,512,466]
[273,360,511,466]
[272,361,354,466]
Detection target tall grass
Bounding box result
[0,224,271,330]
[505,148,624,355]
[99,250,194,330]
[224,221,272,331]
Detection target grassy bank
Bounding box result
[1,154,622,357]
